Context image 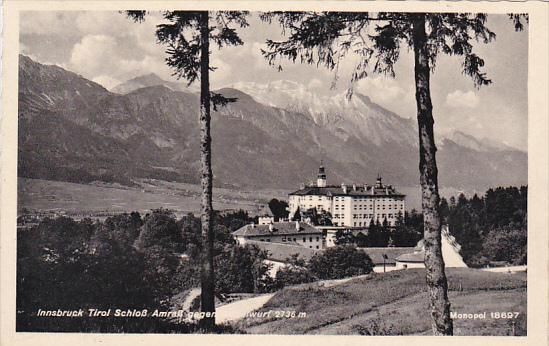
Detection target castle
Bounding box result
[288,163,406,227]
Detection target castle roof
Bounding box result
[289,185,405,197]
[232,221,321,237]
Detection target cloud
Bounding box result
[445,90,480,108]
[210,57,233,88]
[355,76,412,103]
[69,35,119,76]
[20,11,78,36]
[67,33,175,85]
[92,75,121,90]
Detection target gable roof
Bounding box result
[245,240,321,262]
[358,247,417,265]
[395,252,425,263]
[232,221,322,237]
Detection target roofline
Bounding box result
[288,191,406,197]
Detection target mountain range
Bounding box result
[18,55,527,191]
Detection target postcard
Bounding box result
[1,1,548,345]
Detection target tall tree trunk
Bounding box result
[411,13,453,336]
[198,11,216,331]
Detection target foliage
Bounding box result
[126,10,248,109]
[307,246,374,280]
[481,228,527,266]
[258,12,527,93]
[273,265,316,289]
[291,206,301,221]
[391,211,423,247]
[365,219,390,247]
[443,186,527,266]
[334,229,355,245]
[16,209,262,332]
[215,243,273,294]
[134,209,183,252]
[300,207,333,226]
[268,198,289,221]
[353,316,404,335]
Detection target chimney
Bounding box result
[341,183,347,194]
[352,184,356,191]
[385,187,389,194]
[250,222,255,228]
[370,186,375,195]
[269,224,274,233]
[295,221,300,231]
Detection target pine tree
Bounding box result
[260,12,527,335]
[126,10,248,331]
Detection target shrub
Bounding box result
[308,246,374,280]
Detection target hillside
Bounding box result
[18,55,527,190]
[236,268,526,336]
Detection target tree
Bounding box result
[334,229,355,245]
[261,12,527,335]
[268,198,289,220]
[308,246,373,280]
[291,206,302,221]
[126,10,248,330]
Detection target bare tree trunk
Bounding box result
[411,13,453,336]
[198,11,216,331]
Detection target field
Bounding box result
[18,178,290,217]
[17,178,467,216]
[236,268,527,336]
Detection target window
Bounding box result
[303,237,306,242]
[266,239,271,242]
[293,238,297,242]
[316,246,319,249]
[259,238,264,242]
[310,237,313,242]
[316,237,319,242]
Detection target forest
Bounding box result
[16,209,372,332]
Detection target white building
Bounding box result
[395,226,467,269]
[232,221,324,250]
[288,164,406,227]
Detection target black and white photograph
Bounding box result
[1,1,548,343]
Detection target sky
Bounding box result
[20,11,528,151]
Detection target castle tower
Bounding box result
[376,173,383,188]
[317,161,327,187]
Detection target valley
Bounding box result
[17,178,468,218]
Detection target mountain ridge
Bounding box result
[17,55,527,190]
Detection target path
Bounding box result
[181,288,201,311]
[216,293,275,324]
[177,274,373,324]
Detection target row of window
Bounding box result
[259,236,321,243]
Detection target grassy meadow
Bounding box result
[236,268,526,336]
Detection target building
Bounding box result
[288,164,406,227]
[395,225,467,269]
[232,221,324,250]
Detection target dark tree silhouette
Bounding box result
[260,12,527,335]
[126,10,248,331]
